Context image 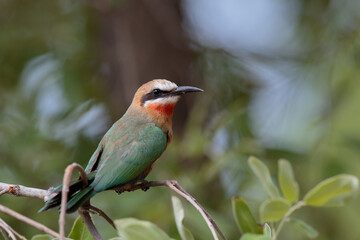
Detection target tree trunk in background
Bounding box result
[92,0,199,133]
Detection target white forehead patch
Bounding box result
[153,80,178,91]
[144,95,180,106]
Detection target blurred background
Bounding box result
[1,0,360,239]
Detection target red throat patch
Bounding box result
[146,103,175,116]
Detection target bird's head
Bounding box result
[132,79,203,116]
[129,79,203,133]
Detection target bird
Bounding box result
[39,79,203,213]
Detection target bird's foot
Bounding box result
[114,183,132,194]
[139,180,150,192]
[115,189,124,194]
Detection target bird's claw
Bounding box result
[141,185,149,191]
[115,189,124,194]
[139,180,149,192]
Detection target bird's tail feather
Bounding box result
[39,174,96,213]
[65,186,96,213]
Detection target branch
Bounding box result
[0,218,25,240]
[0,165,102,240]
[0,217,17,240]
[167,181,226,240]
[0,204,60,239]
[0,225,10,240]
[78,206,102,240]
[0,182,53,201]
[88,205,116,230]
[112,180,227,240]
[59,163,90,240]
[0,172,226,240]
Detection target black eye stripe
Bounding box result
[140,89,171,106]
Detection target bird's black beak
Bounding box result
[169,86,203,96]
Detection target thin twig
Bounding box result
[59,163,88,240]
[0,226,10,240]
[89,205,116,230]
[274,201,305,239]
[0,218,16,240]
[165,181,223,240]
[0,182,53,201]
[0,217,25,240]
[0,174,226,240]
[167,181,225,240]
[2,222,25,240]
[112,180,226,240]
[78,207,102,240]
[0,204,60,239]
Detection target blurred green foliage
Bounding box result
[1,0,360,240]
[237,157,357,240]
[30,158,357,240]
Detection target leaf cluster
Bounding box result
[232,157,358,240]
[30,157,358,240]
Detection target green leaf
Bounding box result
[259,198,291,223]
[171,196,195,240]
[31,235,53,240]
[115,218,174,240]
[232,197,261,234]
[240,233,272,240]
[288,218,318,238]
[278,159,299,203]
[262,224,271,238]
[303,174,359,206]
[31,235,72,240]
[68,216,93,240]
[248,156,280,198]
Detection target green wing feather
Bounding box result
[89,122,167,192]
[40,117,167,213]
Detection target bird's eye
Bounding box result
[153,89,161,95]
